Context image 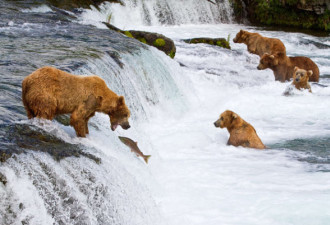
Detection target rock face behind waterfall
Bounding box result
[231,0,330,31]
[183,37,231,49]
[46,0,123,10]
[103,22,176,58]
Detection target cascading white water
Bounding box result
[0,42,187,225]
[79,0,233,28]
[2,1,330,225]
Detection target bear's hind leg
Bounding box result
[33,95,57,120]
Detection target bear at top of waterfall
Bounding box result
[233,30,286,57]
[214,110,265,149]
[22,66,131,137]
[257,53,319,82]
[292,66,313,92]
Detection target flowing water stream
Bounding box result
[1,0,330,224]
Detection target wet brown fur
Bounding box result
[257,53,319,82]
[292,67,312,92]
[233,30,286,57]
[214,110,265,149]
[22,66,131,137]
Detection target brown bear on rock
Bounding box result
[257,53,319,82]
[233,30,286,57]
[22,66,131,137]
[214,110,265,149]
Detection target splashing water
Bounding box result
[1,1,330,225]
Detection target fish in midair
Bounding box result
[118,136,151,164]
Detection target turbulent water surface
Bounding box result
[1,0,330,225]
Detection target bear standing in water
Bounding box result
[233,30,286,57]
[257,53,319,82]
[214,110,265,149]
[22,66,131,137]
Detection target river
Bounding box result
[1,0,330,224]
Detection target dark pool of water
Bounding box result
[270,137,330,172]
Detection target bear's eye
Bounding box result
[300,73,303,76]
[220,117,223,120]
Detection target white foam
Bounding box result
[21,5,53,13]
[77,0,233,29]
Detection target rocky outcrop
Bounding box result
[46,0,123,10]
[232,0,330,31]
[0,124,101,163]
[0,172,7,186]
[183,37,231,49]
[296,0,330,15]
[103,22,176,58]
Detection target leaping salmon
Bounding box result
[118,136,151,164]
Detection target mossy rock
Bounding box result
[153,38,166,47]
[183,37,231,49]
[124,31,134,38]
[169,50,176,59]
[137,37,147,44]
[103,22,176,58]
[240,0,330,31]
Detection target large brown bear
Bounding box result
[257,53,319,82]
[214,110,265,149]
[233,30,286,57]
[22,66,131,137]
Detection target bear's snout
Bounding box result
[257,65,262,70]
[214,121,219,127]
[233,38,237,43]
[121,123,131,130]
[295,78,299,82]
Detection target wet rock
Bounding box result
[54,114,71,126]
[0,124,101,164]
[46,0,123,10]
[183,37,231,49]
[239,0,330,31]
[103,22,176,58]
[105,50,124,68]
[0,172,7,186]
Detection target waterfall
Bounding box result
[0,35,187,224]
[79,0,233,28]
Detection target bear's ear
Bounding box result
[117,96,125,106]
[232,113,238,119]
[269,55,278,65]
[294,66,299,72]
[307,70,313,77]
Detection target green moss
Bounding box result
[216,40,230,49]
[229,0,245,22]
[137,37,147,44]
[169,50,176,59]
[153,38,166,47]
[253,0,330,31]
[124,31,134,38]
